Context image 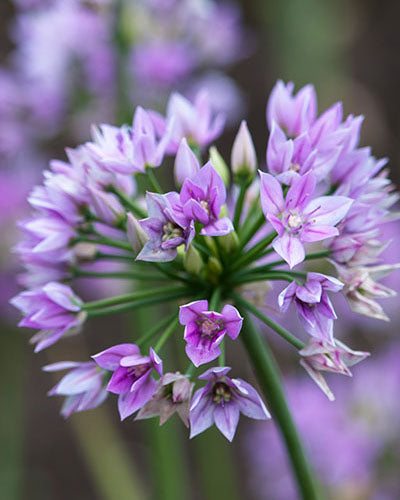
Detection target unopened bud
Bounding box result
[206,256,223,284]
[126,212,148,253]
[209,146,230,187]
[174,138,200,187]
[184,245,204,275]
[218,230,239,254]
[89,187,125,225]
[231,120,256,183]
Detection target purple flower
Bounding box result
[88,106,172,174]
[266,80,317,137]
[149,90,225,153]
[92,343,163,420]
[190,367,270,441]
[136,372,194,427]
[179,300,243,367]
[10,282,85,352]
[174,137,200,187]
[260,171,352,268]
[180,162,234,237]
[43,361,108,418]
[279,272,343,344]
[137,192,194,262]
[299,339,370,401]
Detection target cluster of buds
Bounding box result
[11,81,399,439]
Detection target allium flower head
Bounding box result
[93,343,163,420]
[44,361,108,418]
[10,282,85,352]
[190,367,270,441]
[179,300,243,366]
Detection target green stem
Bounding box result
[86,291,188,318]
[218,340,225,367]
[230,231,277,271]
[233,183,248,229]
[231,292,304,350]
[95,251,136,262]
[136,311,177,347]
[146,168,163,194]
[236,209,265,252]
[83,285,186,311]
[232,272,302,286]
[209,286,221,311]
[73,268,165,281]
[240,315,321,500]
[266,250,331,269]
[108,187,147,218]
[74,235,133,253]
[154,317,180,351]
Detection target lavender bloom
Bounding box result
[180,162,234,237]
[136,372,194,427]
[88,107,172,174]
[93,344,163,420]
[299,338,370,401]
[174,137,200,186]
[137,192,194,262]
[190,367,270,441]
[266,80,317,137]
[260,172,352,268]
[44,361,108,418]
[149,90,225,153]
[179,300,243,367]
[10,282,85,352]
[278,272,343,344]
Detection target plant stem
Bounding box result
[154,317,180,351]
[86,291,188,318]
[95,251,136,262]
[232,272,301,286]
[136,311,177,347]
[231,292,304,350]
[209,286,221,310]
[266,250,331,269]
[74,235,133,253]
[230,231,277,271]
[233,183,248,229]
[218,340,225,366]
[236,209,265,252]
[73,268,165,281]
[83,285,186,311]
[146,168,163,194]
[240,315,322,500]
[108,187,147,218]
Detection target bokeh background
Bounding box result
[1,1,400,499]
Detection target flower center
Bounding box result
[212,382,232,404]
[200,200,211,215]
[200,317,223,337]
[162,222,183,242]
[290,163,301,172]
[287,211,303,230]
[128,363,148,378]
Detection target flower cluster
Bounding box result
[12,81,399,441]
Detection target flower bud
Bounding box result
[184,244,204,275]
[206,256,223,284]
[209,146,230,187]
[126,212,148,253]
[89,187,125,225]
[174,138,200,187]
[217,230,239,254]
[231,120,256,183]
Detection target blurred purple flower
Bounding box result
[10,282,85,352]
[44,361,108,418]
